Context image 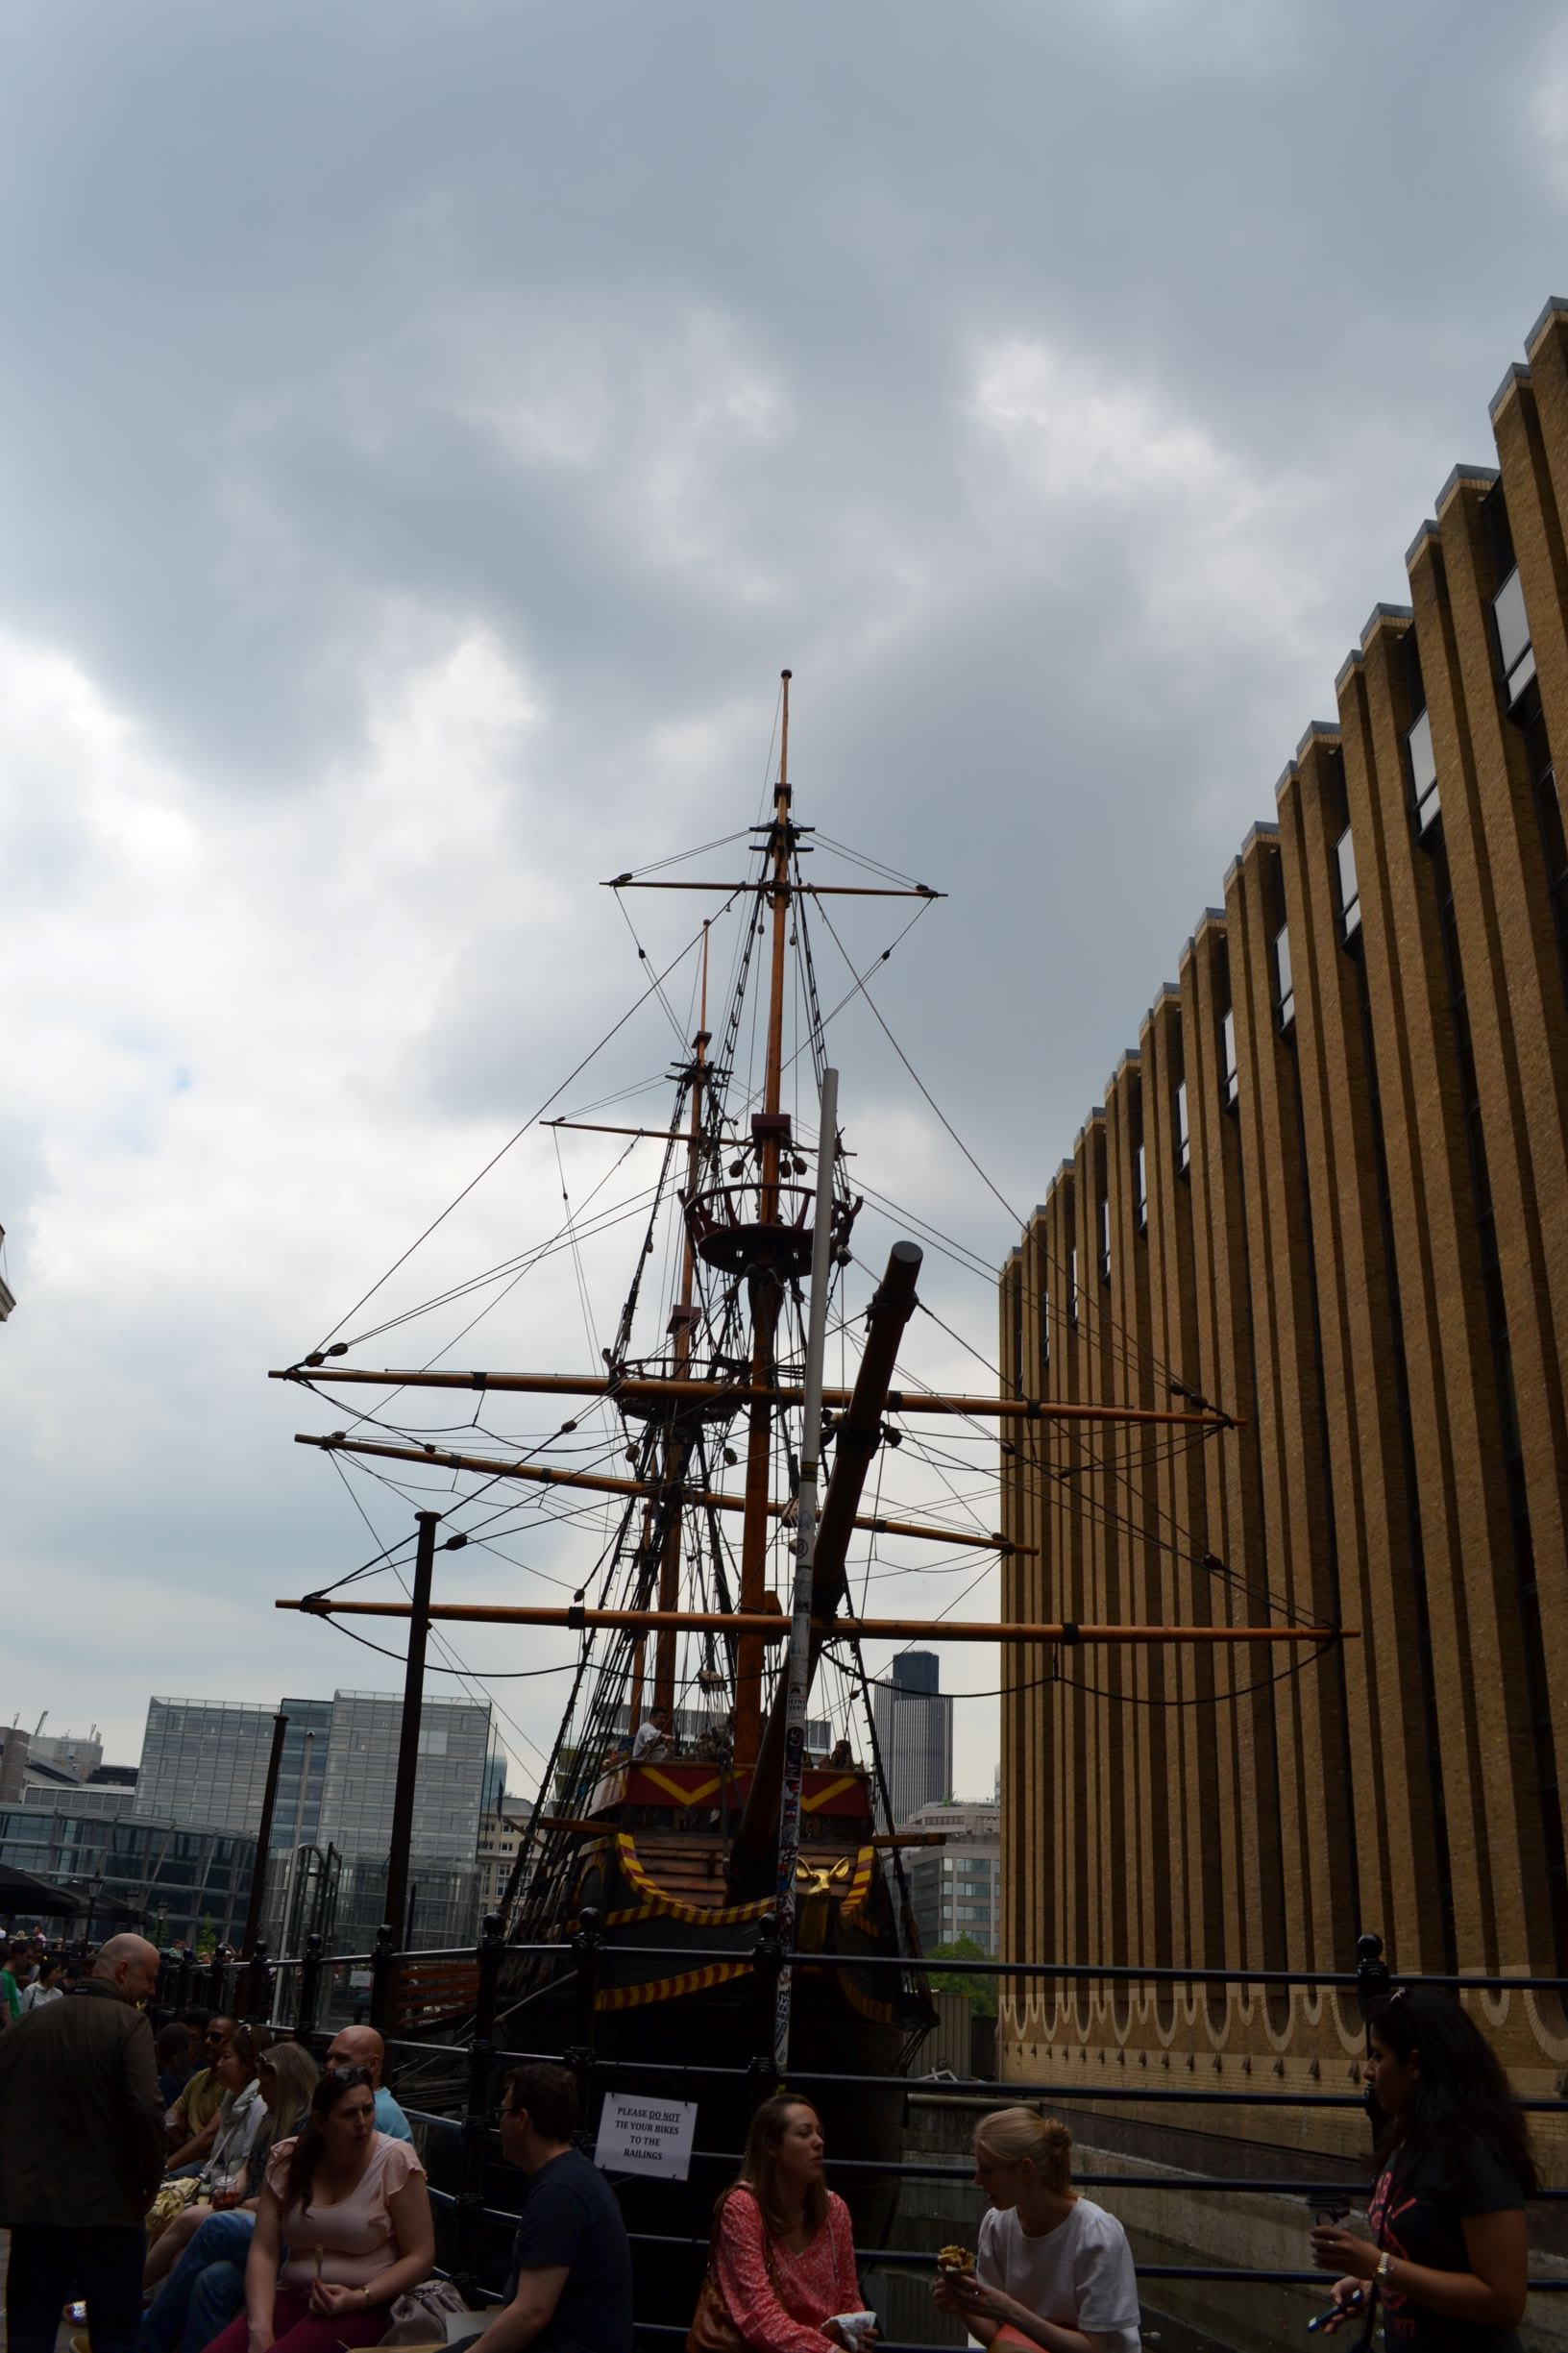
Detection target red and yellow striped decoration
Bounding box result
[615,1832,775,1926]
[595,1958,753,2011]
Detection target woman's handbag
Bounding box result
[145,2175,202,2244]
[686,2269,749,2353]
[380,2277,475,2346]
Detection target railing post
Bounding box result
[748,1913,784,2103]
[455,1912,506,2297]
[175,1948,194,2012]
[564,1906,602,2123]
[245,1937,270,2027]
[1355,1931,1392,2022]
[297,1930,325,2045]
[1356,1930,1392,2147]
[207,1943,228,2013]
[369,1922,397,2042]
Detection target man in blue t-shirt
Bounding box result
[458,2063,633,2353]
[325,2024,413,2137]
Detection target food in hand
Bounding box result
[937,2246,975,2276]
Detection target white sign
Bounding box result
[594,2092,698,2180]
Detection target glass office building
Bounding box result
[0,1807,255,1946]
[316,1692,504,1861]
[135,1700,281,1838]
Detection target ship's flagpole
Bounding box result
[772,1066,839,2075]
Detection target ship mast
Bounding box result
[735,670,797,1767]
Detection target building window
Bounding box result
[1221,1007,1238,1107]
[1409,706,1440,834]
[1039,1287,1049,1370]
[1335,826,1361,941]
[1273,925,1295,1031]
[1175,1081,1189,1175]
[1067,1245,1079,1326]
[1099,1198,1111,1283]
[1492,566,1536,708]
[1134,1143,1147,1231]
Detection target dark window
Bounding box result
[1134,1143,1147,1231]
[1492,567,1536,708]
[1273,925,1295,1030]
[1039,1287,1049,1371]
[1099,1197,1112,1283]
[1175,1082,1189,1174]
[1067,1244,1079,1326]
[1408,707,1440,834]
[1221,1007,1238,1106]
[1335,827,1361,941]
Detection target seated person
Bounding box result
[455,2064,632,2353]
[696,1713,734,1766]
[205,2063,434,2353]
[707,2094,870,2353]
[324,2023,412,2140]
[165,2016,235,2175]
[631,1705,675,1762]
[156,2022,194,2111]
[140,2043,320,2353]
[145,2025,268,2289]
[934,2108,1139,2353]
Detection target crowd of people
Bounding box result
[0,1933,1545,2353]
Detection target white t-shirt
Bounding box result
[976,2198,1140,2353]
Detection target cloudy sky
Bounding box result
[4,0,1566,1805]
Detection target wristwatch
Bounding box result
[1375,2253,1392,2287]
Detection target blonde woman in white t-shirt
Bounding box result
[933,2108,1140,2353]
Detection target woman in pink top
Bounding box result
[202,2063,435,2353]
[708,2096,876,2353]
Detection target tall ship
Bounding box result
[270,673,1256,2311]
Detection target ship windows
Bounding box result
[1335,827,1361,942]
[1274,925,1295,1031]
[1175,1082,1189,1175]
[1134,1143,1148,1231]
[1492,567,1536,708]
[1409,707,1440,834]
[1099,1198,1112,1283]
[1221,1007,1238,1108]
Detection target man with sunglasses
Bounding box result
[165,2017,235,2175]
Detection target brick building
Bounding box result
[998,297,1568,2162]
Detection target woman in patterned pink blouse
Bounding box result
[710,2096,878,2353]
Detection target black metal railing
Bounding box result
[148,1920,1568,2344]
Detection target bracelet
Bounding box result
[1376,2253,1391,2287]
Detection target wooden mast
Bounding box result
[652,922,710,1717]
[273,1364,1235,1432]
[735,670,796,1768]
[276,1595,1357,1646]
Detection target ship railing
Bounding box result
[151,1921,1568,2346]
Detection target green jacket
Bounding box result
[0,1979,165,2225]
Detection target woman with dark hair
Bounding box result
[933,2108,1139,2353]
[701,2096,874,2353]
[1311,1987,1536,2350]
[202,2063,434,2353]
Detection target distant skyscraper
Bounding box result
[871,1652,953,1826]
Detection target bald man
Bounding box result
[325,2023,412,2140]
[0,1934,166,2353]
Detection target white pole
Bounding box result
[772,1066,839,2074]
